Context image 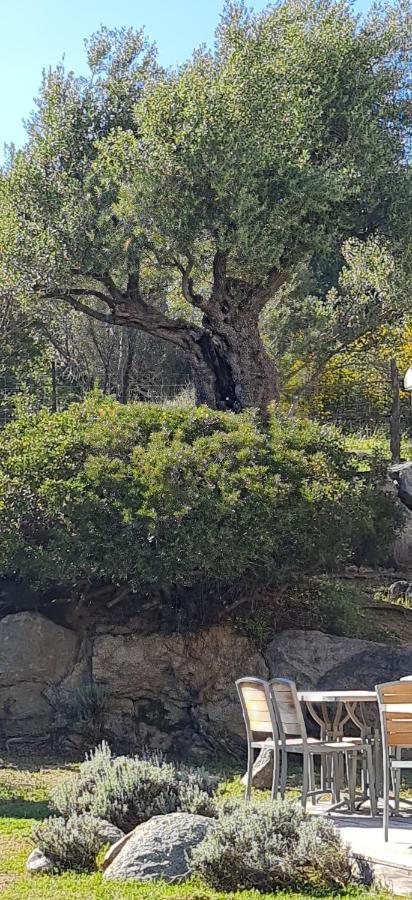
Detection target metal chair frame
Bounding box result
[269,677,377,814]
[376,679,412,841]
[236,677,280,801]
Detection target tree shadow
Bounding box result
[0,798,50,820]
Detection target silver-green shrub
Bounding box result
[51,742,218,832]
[192,800,352,892]
[32,814,103,873]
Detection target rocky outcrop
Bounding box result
[0,612,79,738]
[103,812,215,882]
[3,609,412,755]
[265,629,412,690]
[92,624,266,755]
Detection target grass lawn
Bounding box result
[0,755,392,900]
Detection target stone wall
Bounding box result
[3,610,412,756]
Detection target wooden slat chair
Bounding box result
[236,677,280,801]
[376,680,412,841]
[269,677,377,813]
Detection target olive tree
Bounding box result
[1,2,411,411]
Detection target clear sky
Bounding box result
[1,0,374,153]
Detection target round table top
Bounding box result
[298,689,377,703]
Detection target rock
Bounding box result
[0,612,79,738]
[93,624,267,754]
[101,831,134,871]
[26,847,53,874]
[241,739,274,789]
[0,612,78,687]
[103,812,215,882]
[266,629,412,690]
[0,684,52,737]
[393,512,412,570]
[96,819,124,846]
[390,461,412,511]
[388,580,410,602]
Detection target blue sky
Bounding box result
[1,0,373,152]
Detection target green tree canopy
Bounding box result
[1,1,411,410]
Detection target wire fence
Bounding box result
[0,376,195,426]
[1,374,409,437]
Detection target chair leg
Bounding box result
[245,742,253,801]
[365,745,377,817]
[331,753,341,805]
[271,744,279,801]
[346,751,356,812]
[360,750,368,799]
[302,752,309,810]
[394,748,401,814]
[309,755,316,804]
[280,749,287,799]
[383,756,390,842]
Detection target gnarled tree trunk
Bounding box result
[188,309,277,412]
[50,255,284,413]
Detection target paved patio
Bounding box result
[311,805,412,894]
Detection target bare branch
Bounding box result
[41,292,113,324]
[254,268,289,308]
[174,254,209,312]
[71,270,124,304]
[69,288,115,310]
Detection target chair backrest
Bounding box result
[376,680,412,749]
[269,677,307,743]
[236,678,278,741]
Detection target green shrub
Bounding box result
[51,742,218,832]
[275,577,367,638]
[32,813,103,873]
[0,393,401,597]
[192,800,352,892]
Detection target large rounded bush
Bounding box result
[192,800,352,891]
[0,393,400,592]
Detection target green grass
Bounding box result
[344,428,412,462]
[0,756,391,900]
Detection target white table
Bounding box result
[298,689,377,739]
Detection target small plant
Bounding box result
[32,813,103,873]
[51,742,218,832]
[243,610,272,647]
[69,682,110,742]
[192,800,352,892]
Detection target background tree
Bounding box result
[262,237,410,407]
[1,1,412,411]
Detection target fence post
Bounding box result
[390,357,401,464]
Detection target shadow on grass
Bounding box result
[0,798,49,820]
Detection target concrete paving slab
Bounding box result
[309,804,412,894]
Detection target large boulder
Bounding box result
[92,624,267,755]
[0,612,79,738]
[266,629,412,689]
[103,812,215,882]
